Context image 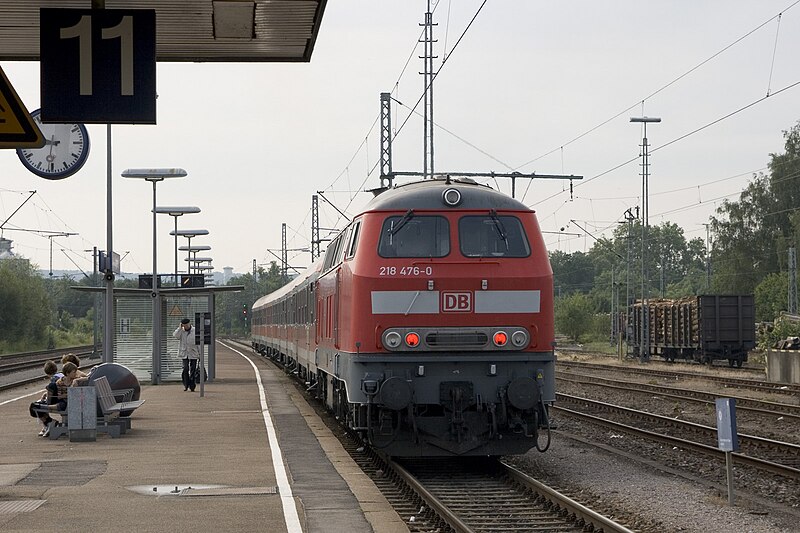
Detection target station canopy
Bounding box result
[0,0,327,62]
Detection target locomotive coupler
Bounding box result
[378,410,394,436]
[407,404,420,444]
[449,387,467,443]
[488,402,497,438]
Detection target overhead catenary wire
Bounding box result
[766,12,783,96]
[529,78,800,210]
[320,2,800,250]
[321,1,490,232]
[516,0,800,175]
[545,154,800,231]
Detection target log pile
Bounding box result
[631,297,700,346]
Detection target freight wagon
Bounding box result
[628,295,755,367]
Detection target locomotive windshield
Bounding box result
[459,214,530,257]
[378,215,450,258]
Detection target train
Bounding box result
[627,294,755,367]
[251,177,555,456]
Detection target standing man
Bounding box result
[174,318,199,391]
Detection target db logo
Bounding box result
[442,292,472,312]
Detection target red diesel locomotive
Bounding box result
[251,177,555,456]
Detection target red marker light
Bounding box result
[405,332,420,347]
[493,331,508,346]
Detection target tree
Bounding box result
[754,272,787,322]
[215,261,285,335]
[554,293,594,342]
[0,258,52,351]
[549,250,595,296]
[45,275,95,328]
[711,121,800,294]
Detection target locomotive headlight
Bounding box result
[384,331,402,349]
[442,188,462,207]
[511,330,529,348]
[405,332,421,347]
[493,331,508,347]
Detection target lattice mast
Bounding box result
[281,222,288,282]
[420,0,437,179]
[311,194,321,261]
[379,92,393,188]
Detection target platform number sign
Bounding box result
[40,9,156,124]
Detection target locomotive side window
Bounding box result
[323,234,343,271]
[345,220,361,259]
[459,214,531,257]
[337,226,350,264]
[378,215,450,258]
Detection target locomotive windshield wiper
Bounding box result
[489,209,509,250]
[387,209,415,244]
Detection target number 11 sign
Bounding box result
[40,9,156,124]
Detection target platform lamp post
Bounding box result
[195,264,214,283]
[122,168,188,384]
[179,245,211,275]
[172,231,209,275]
[154,206,200,287]
[187,256,212,273]
[630,116,661,363]
[187,256,213,268]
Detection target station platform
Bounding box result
[0,342,409,533]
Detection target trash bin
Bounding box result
[67,386,97,442]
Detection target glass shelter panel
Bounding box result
[162,295,209,382]
[114,294,209,383]
[115,296,155,382]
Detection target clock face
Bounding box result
[16,109,90,180]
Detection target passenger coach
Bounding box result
[252,177,555,456]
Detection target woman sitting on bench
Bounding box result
[30,361,62,436]
[29,361,91,437]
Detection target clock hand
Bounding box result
[43,138,61,146]
[46,135,56,165]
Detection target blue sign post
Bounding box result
[715,398,738,505]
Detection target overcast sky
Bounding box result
[1,1,799,279]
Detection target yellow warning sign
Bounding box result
[0,66,44,149]
[169,305,184,317]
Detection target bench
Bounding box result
[94,376,145,434]
[32,377,144,440]
[30,401,69,440]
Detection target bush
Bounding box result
[757,315,800,350]
[555,293,594,342]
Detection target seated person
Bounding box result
[61,353,91,379]
[29,360,64,437]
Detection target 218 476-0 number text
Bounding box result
[379,266,433,276]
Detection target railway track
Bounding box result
[557,359,800,397]
[340,439,636,532]
[555,393,800,479]
[556,370,800,420]
[228,339,638,532]
[0,346,95,375]
[0,347,100,393]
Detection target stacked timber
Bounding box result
[631,296,700,347]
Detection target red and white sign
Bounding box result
[442,292,472,313]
